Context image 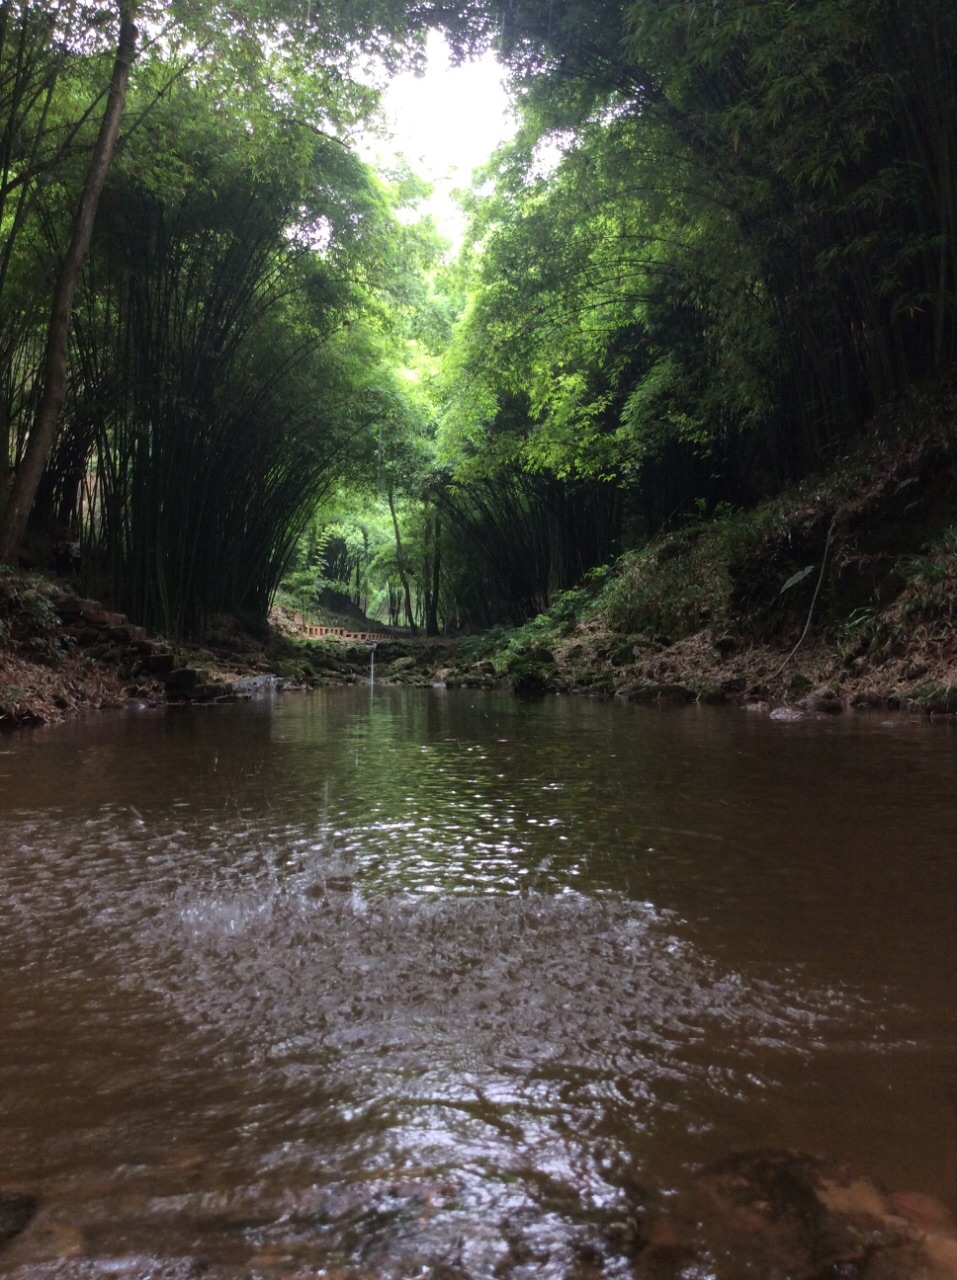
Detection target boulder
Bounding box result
[141,651,176,675]
[107,623,148,645]
[52,597,99,617]
[163,667,201,690]
[797,686,843,714]
[187,681,232,700]
[770,705,805,720]
[81,608,127,628]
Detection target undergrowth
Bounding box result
[0,572,64,663]
[459,564,612,667]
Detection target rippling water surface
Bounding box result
[0,688,954,1276]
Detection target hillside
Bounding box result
[436,384,957,714]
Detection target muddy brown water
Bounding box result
[0,687,954,1277]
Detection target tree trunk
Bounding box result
[0,394,10,514]
[387,485,417,635]
[425,505,440,637]
[0,2,136,563]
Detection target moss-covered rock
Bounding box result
[510,666,555,698]
[909,682,957,713]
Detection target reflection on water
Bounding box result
[0,688,954,1275]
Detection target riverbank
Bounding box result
[3,553,954,731]
[2,385,956,727]
[435,385,957,715]
[0,579,389,729]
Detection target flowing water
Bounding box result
[0,688,955,1277]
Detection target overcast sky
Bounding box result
[364,32,516,244]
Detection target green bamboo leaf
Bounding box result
[780,564,816,594]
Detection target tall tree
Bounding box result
[63,79,405,634]
[441,0,957,528]
[0,0,464,564]
[0,1,136,561]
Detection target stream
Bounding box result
[0,688,955,1277]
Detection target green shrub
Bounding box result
[0,573,62,663]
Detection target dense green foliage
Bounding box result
[431,0,957,626]
[3,0,957,636]
[0,0,447,634]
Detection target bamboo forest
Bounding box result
[1,0,955,656]
[0,7,956,1276]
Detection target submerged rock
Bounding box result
[0,1192,38,1246]
[770,705,805,720]
[684,1150,957,1280]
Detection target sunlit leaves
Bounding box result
[435,0,957,537]
[439,94,762,490]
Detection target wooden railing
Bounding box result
[301,624,389,642]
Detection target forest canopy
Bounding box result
[2,0,955,635]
